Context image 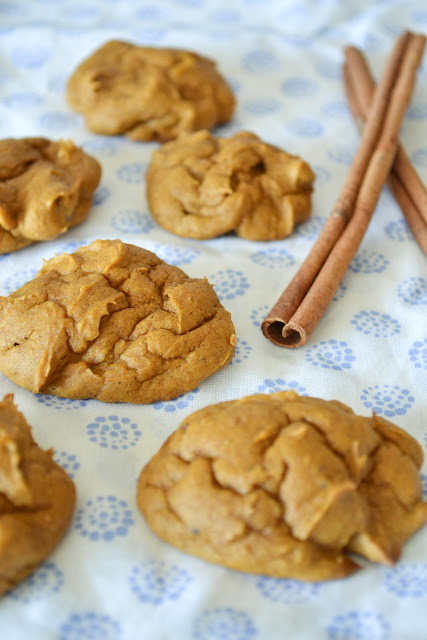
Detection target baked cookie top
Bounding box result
[66,40,235,142]
[0,137,101,255]
[137,391,427,581]
[0,239,236,404]
[0,394,75,596]
[146,130,315,240]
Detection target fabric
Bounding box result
[0,1,426,638]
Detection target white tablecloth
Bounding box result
[1,1,426,638]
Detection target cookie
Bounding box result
[137,391,427,581]
[0,239,236,404]
[0,137,101,255]
[66,40,235,142]
[0,395,75,596]
[146,130,315,240]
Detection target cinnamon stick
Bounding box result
[262,32,426,348]
[343,47,427,255]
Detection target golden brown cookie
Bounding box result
[0,239,236,404]
[137,391,427,581]
[0,394,75,596]
[146,130,315,240]
[66,40,235,142]
[0,137,101,255]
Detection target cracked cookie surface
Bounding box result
[137,391,427,581]
[0,239,236,404]
[0,137,101,254]
[66,40,235,142]
[0,394,75,596]
[146,129,315,240]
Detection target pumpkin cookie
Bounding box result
[0,137,101,254]
[0,395,75,596]
[0,239,235,404]
[137,391,427,581]
[146,130,315,240]
[66,40,235,142]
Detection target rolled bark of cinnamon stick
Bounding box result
[343,47,427,255]
[262,32,426,348]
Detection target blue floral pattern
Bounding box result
[384,564,427,598]
[129,560,193,605]
[193,608,257,640]
[75,495,135,541]
[153,243,200,265]
[111,209,155,234]
[153,388,200,413]
[348,250,389,274]
[209,269,250,301]
[59,612,121,640]
[230,338,252,364]
[360,384,415,417]
[86,415,142,449]
[250,304,270,328]
[53,450,80,478]
[116,163,145,184]
[257,378,307,395]
[397,277,427,305]
[255,576,319,603]
[305,340,356,371]
[35,394,88,410]
[326,611,389,640]
[250,247,295,270]
[384,219,414,242]
[5,562,64,603]
[350,310,401,337]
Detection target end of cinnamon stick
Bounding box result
[261,317,307,348]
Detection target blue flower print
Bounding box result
[327,610,389,640]
[311,166,331,187]
[294,215,327,240]
[75,495,135,542]
[230,338,252,365]
[86,415,142,450]
[360,384,415,417]
[209,269,250,301]
[322,101,351,118]
[305,340,356,371]
[129,560,193,605]
[407,103,427,120]
[153,243,200,266]
[111,209,155,234]
[255,576,319,603]
[193,607,257,640]
[384,564,427,599]
[116,162,145,184]
[53,451,80,479]
[384,219,414,243]
[348,250,389,274]
[350,310,401,337]
[398,276,427,305]
[257,378,307,395]
[315,60,341,80]
[4,91,42,108]
[328,145,356,166]
[250,304,270,329]
[153,388,199,413]
[281,77,318,99]
[59,612,121,640]
[82,137,119,156]
[39,111,80,131]
[35,394,88,410]
[241,49,279,74]
[3,268,38,293]
[92,185,111,207]
[250,247,295,270]
[409,338,427,370]
[411,147,427,168]
[332,282,347,302]
[421,473,427,499]
[11,45,51,69]
[241,97,280,116]
[286,117,324,138]
[5,561,64,603]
